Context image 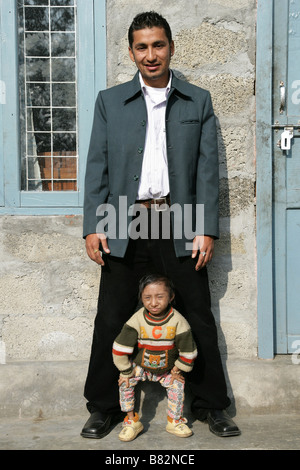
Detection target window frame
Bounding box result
[0,0,106,215]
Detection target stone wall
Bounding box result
[0,216,98,364]
[0,0,258,417]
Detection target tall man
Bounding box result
[81,11,240,439]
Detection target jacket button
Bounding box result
[141,120,146,126]
[133,175,139,181]
[137,147,143,154]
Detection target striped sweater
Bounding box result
[112,307,197,377]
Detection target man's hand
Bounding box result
[192,235,214,271]
[85,233,110,266]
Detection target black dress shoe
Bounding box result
[81,411,124,439]
[206,409,241,437]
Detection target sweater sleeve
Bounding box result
[112,323,138,377]
[174,319,198,373]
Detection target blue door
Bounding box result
[272,0,300,353]
[257,0,300,357]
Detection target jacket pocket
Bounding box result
[180,119,200,124]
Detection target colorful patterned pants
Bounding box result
[119,365,185,420]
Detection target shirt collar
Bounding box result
[123,70,190,104]
[139,71,172,99]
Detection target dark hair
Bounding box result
[138,273,175,301]
[128,11,172,48]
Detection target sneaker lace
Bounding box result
[174,417,188,425]
[122,415,137,427]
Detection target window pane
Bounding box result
[27,83,51,106]
[27,108,51,132]
[53,157,77,179]
[51,0,74,5]
[53,133,76,153]
[52,83,76,107]
[18,0,78,192]
[52,108,76,131]
[53,180,77,191]
[52,58,75,81]
[25,7,49,31]
[25,1,49,5]
[26,58,50,82]
[25,33,49,56]
[26,156,50,191]
[51,33,75,56]
[50,7,75,31]
[35,134,52,155]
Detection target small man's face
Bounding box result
[129,26,174,88]
[141,282,174,317]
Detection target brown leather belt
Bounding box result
[136,195,170,211]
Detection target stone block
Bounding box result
[172,23,247,69]
[1,314,94,361]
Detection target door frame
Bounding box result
[256,0,275,359]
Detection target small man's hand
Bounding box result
[169,366,185,384]
[118,375,130,388]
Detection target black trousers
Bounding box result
[84,213,230,414]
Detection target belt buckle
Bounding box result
[153,197,168,212]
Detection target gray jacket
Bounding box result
[83,71,219,258]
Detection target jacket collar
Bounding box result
[123,70,191,103]
[170,72,193,98]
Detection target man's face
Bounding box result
[129,27,174,88]
[141,282,174,317]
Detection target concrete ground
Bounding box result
[1,357,299,453]
[1,412,299,451]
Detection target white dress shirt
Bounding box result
[137,73,172,200]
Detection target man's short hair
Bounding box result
[128,11,172,48]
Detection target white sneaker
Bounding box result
[118,413,144,442]
[166,417,193,438]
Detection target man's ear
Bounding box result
[170,40,175,57]
[128,46,135,63]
